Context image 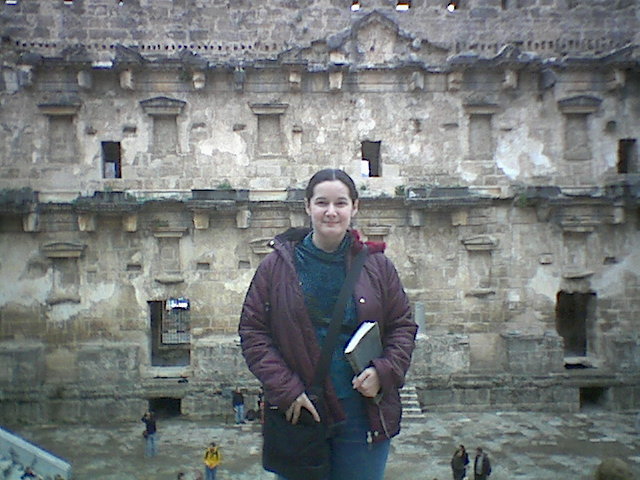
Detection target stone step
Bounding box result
[403,405,422,411]
[400,383,425,421]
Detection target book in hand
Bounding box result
[344,321,382,374]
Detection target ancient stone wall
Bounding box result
[2,0,637,58]
[0,0,639,423]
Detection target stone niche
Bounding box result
[501,330,564,374]
[462,235,498,297]
[601,332,640,372]
[558,95,602,161]
[250,103,288,156]
[409,334,470,377]
[0,343,46,384]
[41,241,86,305]
[468,332,503,372]
[140,96,186,156]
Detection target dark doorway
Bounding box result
[580,386,609,410]
[149,301,191,367]
[149,397,182,418]
[555,291,596,357]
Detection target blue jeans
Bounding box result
[234,404,245,424]
[205,466,217,480]
[145,432,157,457]
[278,396,390,480]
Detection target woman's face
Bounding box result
[305,179,358,252]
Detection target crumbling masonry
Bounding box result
[0,0,639,424]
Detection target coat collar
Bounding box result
[272,227,386,254]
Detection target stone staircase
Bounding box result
[400,383,425,421]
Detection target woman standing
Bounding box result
[451,444,470,480]
[239,168,417,480]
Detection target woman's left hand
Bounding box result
[352,367,381,398]
[285,392,320,424]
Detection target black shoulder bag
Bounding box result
[262,245,369,480]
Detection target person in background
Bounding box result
[203,441,222,480]
[258,386,265,424]
[141,410,157,457]
[239,168,418,480]
[450,444,469,480]
[232,387,245,424]
[20,466,38,479]
[473,447,491,480]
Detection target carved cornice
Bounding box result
[557,95,602,114]
[249,103,288,115]
[41,241,86,258]
[140,96,186,116]
[37,101,81,116]
[462,235,498,251]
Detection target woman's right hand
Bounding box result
[285,392,321,424]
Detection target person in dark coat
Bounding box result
[141,410,157,457]
[232,387,245,424]
[473,447,492,480]
[451,444,470,480]
[239,168,418,480]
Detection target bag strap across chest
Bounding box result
[309,245,368,396]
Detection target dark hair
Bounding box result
[305,169,358,203]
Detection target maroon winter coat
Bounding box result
[239,228,417,442]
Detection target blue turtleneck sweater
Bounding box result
[295,233,359,399]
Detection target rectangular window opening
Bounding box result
[163,297,191,345]
[149,300,191,367]
[617,138,637,174]
[361,140,381,177]
[102,141,122,179]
